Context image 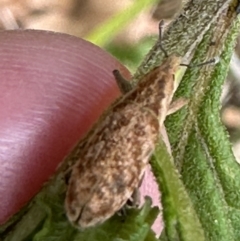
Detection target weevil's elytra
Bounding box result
[65,54,182,228]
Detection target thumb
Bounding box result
[0,30,130,223]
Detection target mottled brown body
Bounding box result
[65,55,181,228]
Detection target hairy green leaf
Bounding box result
[164,3,240,240]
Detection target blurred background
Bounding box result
[1,0,240,162]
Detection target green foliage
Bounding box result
[164,8,240,241]
[34,197,159,241]
[151,143,205,241]
[2,1,240,241]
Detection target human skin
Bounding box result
[0,30,160,233]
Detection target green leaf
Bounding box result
[151,142,205,241]
[164,5,240,241]
[33,196,159,241]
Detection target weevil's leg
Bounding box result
[113,69,133,94]
[126,188,141,208]
[117,189,140,221]
[160,98,188,156]
[159,98,189,156]
[160,126,172,154]
[117,175,144,219]
[117,190,140,222]
[64,167,73,185]
[167,98,188,116]
[127,172,144,208]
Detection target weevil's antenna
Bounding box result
[180,57,219,68]
[113,69,132,94]
[158,20,168,58]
